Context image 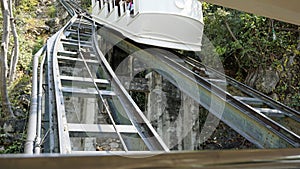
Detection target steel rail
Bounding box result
[184,57,300,141]
[60,0,77,16]
[46,31,62,153]
[52,16,79,153]
[76,16,129,152]
[185,56,300,122]
[183,56,300,139]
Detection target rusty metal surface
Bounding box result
[1,149,300,169]
[203,0,300,25]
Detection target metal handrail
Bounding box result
[24,45,46,154]
[34,49,47,154]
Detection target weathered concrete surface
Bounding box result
[146,72,200,150]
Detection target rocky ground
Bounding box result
[96,138,124,151]
[198,121,257,150]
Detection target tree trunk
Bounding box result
[8,0,19,84]
[1,0,9,77]
[0,0,14,118]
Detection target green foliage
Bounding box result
[0,0,55,154]
[18,35,34,71]
[290,93,300,108]
[203,3,299,79]
[17,0,39,12]
[47,5,56,18]
[0,140,23,154]
[0,132,25,154]
[9,74,31,108]
[203,3,300,110]
[32,37,45,55]
[81,0,92,12]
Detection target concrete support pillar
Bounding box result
[146,72,170,148]
[178,93,199,150]
[146,71,200,150]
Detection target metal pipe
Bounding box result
[34,51,46,154]
[24,45,46,154]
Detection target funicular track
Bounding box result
[25,0,168,154]
[25,0,300,155]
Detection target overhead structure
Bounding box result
[203,0,300,25]
[92,0,204,51]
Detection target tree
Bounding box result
[0,0,14,118]
[8,0,19,84]
[202,3,299,78]
[203,3,300,110]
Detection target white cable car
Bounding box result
[91,0,204,51]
